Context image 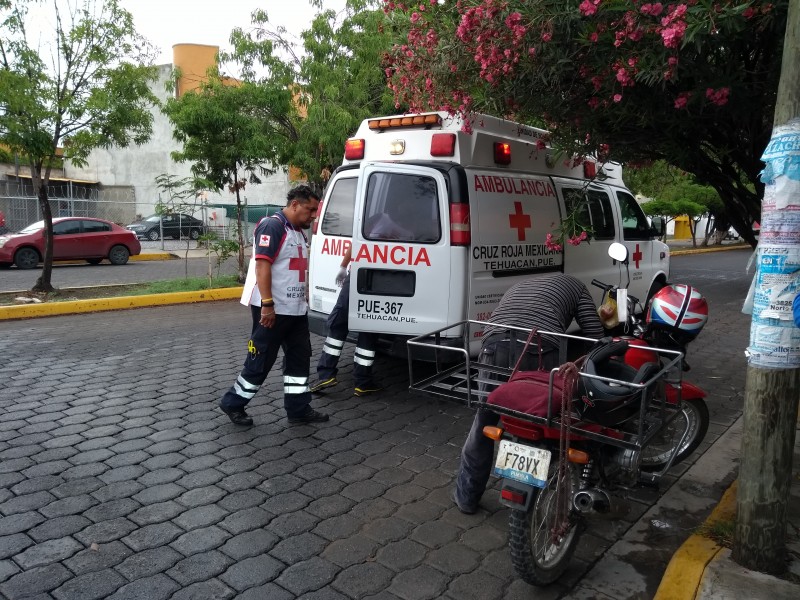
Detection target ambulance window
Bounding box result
[564,188,615,240]
[617,191,652,240]
[320,178,357,237]
[363,172,440,243]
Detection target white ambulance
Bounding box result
[308,112,669,355]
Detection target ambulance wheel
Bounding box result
[645,279,666,310]
[508,462,582,586]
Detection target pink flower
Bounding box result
[542,32,552,42]
[613,93,623,103]
[545,233,563,252]
[660,21,687,48]
[706,87,730,106]
[640,3,664,17]
[410,12,421,24]
[674,92,691,109]
[589,32,599,42]
[579,0,599,17]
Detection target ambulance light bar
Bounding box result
[430,133,456,157]
[494,142,511,165]
[368,113,442,130]
[345,138,365,160]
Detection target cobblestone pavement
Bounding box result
[0,251,752,599]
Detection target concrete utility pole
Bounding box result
[733,1,800,574]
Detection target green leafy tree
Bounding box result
[225,0,397,190]
[0,0,158,291]
[627,161,727,245]
[643,196,706,246]
[384,1,787,247]
[162,76,289,283]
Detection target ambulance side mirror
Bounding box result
[608,242,628,264]
[650,216,666,237]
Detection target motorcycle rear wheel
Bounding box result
[641,398,709,471]
[508,462,582,586]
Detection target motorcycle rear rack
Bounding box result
[407,320,687,453]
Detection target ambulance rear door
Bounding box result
[348,163,453,336]
[308,172,357,333]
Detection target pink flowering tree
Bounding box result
[383,1,788,247]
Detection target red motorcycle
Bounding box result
[408,243,710,586]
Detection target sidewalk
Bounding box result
[654,423,800,600]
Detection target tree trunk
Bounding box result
[733,0,800,573]
[32,185,55,293]
[733,368,800,572]
[234,186,246,285]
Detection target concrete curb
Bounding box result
[670,244,751,256]
[0,287,243,320]
[653,481,738,600]
[129,252,175,261]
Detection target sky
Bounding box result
[120,0,349,66]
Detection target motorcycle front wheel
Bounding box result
[641,398,709,471]
[508,462,582,586]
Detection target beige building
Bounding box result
[65,44,292,226]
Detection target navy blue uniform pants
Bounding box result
[455,334,560,509]
[317,273,378,388]
[220,307,313,419]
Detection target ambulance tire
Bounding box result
[645,279,666,311]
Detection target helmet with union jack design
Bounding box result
[646,284,708,342]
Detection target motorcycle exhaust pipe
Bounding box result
[573,489,611,514]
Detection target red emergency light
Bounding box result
[430,133,456,157]
[584,160,596,178]
[449,203,470,246]
[494,142,511,165]
[345,138,365,160]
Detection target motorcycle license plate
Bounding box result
[494,440,551,488]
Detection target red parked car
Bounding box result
[0,217,142,269]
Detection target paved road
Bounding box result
[0,250,753,599]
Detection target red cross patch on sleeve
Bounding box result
[259,234,271,247]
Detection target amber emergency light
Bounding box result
[368,113,442,130]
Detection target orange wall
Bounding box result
[173,44,220,97]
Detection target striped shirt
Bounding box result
[484,274,604,348]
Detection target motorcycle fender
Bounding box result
[665,380,706,404]
[499,480,537,512]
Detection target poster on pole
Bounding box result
[747,120,800,368]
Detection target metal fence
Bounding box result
[0,180,138,234]
[0,180,264,245]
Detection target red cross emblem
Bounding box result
[508,201,531,241]
[632,244,643,269]
[289,246,308,282]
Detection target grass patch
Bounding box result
[125,275,240,296]
[695,519,735,548]
[0,276,241,305]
